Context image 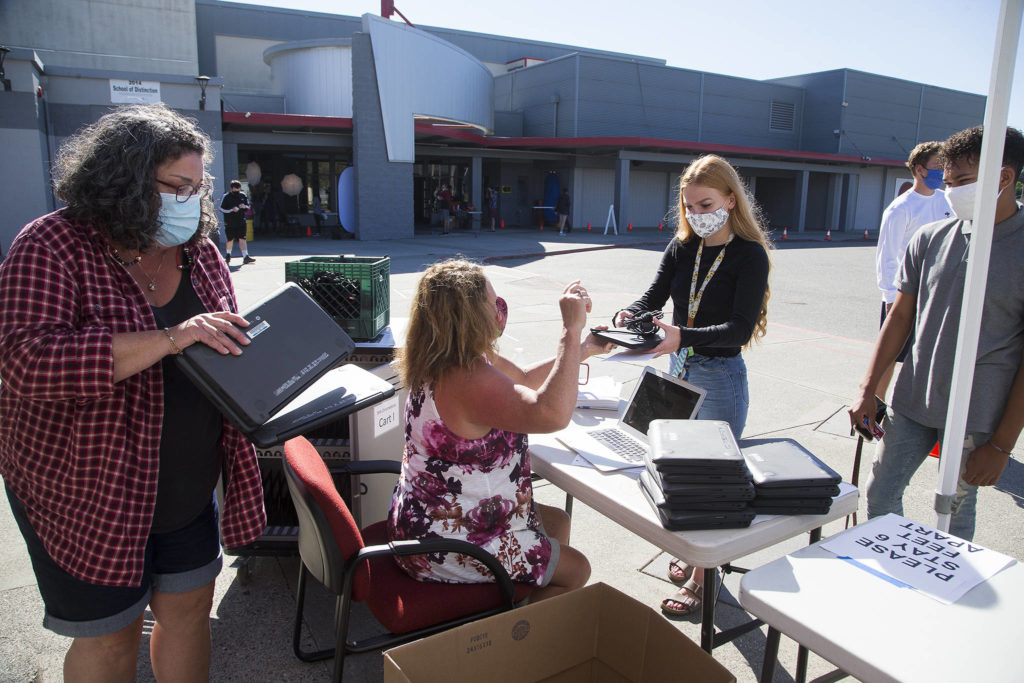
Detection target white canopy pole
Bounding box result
[935,0,1023,532]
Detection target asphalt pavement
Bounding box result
[2,224,1021,682]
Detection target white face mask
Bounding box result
[946,173,1007,222]
[686,206,730,238]
[154,193,201,247]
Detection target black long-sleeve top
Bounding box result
[624,236,769,357]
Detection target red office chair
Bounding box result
[282,436,534,682]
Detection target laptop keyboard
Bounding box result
[590,428,646,463]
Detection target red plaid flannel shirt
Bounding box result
[0,210,266,587]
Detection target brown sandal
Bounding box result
[660,578,703,616]
[667,557,693,585]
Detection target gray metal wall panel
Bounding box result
[628,170,671,227]
[3,0,198,76]
[214,36,282,94]
[352,32,412,239]
[770,71,844,154]
[579,168,615,229]
[856,167,886,233]
[0,125,51,252]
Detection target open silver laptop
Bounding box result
[555,366,706,471]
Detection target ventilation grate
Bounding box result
[769,100,796,132]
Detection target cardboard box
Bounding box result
[382,582,735,683]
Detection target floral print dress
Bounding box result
[387,384,557,586]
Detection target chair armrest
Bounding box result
[327,460,402,477]
[355,538,516,606]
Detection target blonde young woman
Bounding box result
[387,260,613,602]
[613,155,771,616]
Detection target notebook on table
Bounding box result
[639,470,753,511]
[249,364,395,448]
[645,419,750,475]
[175,282,361,444]
[741,440,842,489]
[554,367,706,471]
[639,472,755,531]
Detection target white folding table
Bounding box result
[738,526,1024,683]
[529,432,858,653]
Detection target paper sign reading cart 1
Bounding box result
[820,513,1015,604]
[374,396,400,438]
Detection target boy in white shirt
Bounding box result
[874,142,952,398]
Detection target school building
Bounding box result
[0,0,987,248]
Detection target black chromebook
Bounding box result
[175,282,388,447]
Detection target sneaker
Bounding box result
[225,254,232,263]
[243,255,256,264]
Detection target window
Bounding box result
[769,100,796,133]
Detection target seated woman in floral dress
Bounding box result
[388,259,611,601]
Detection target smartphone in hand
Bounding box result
[852,396,887,441]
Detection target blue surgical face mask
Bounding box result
[923,169,945,190]
[154,193,201,247]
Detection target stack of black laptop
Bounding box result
[742,440,842,515]
[639,420,756,531]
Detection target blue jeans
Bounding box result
[676,352,749,441]
[865,409,987,541]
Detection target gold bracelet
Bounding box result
[988,440,1012,455]
[162,328,182,355]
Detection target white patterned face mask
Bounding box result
[686,206,730,238]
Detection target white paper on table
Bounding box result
[569,453,643,477]
[577,376,621,409]
[600,349,658,363]
[820,513,1016,604]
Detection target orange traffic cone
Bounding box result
[863,227,870,240]
[929,441,941,458]
[586,222,591,231]
[782,227,788,240]
[825,228,832,241]
[500,219,505,228]
[627,222,633,231]
[306,225,312,237]
[658,221,663,231]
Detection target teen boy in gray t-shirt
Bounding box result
[850,125,1024,541]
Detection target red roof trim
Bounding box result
[221,111,353,130]
[221,113,902,168]
[415,123,904,167]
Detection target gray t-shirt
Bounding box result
[894,207,1024,432]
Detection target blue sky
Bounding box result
[245,0,1024,131]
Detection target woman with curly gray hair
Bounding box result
[0,104,266,681]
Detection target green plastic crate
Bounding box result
[285,255,390,341]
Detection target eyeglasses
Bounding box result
[157,178,213,203]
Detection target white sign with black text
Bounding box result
[110,79,161,104]
[373,396,400,438]
[821,513,1016,604]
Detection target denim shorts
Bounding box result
[7,486,222,638]
[674,351,750,441]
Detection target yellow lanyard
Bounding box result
[687,235,733,327]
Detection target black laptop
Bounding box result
[741,440,842,489]
[644,419,749,474]
[639,472,755,531]
[175,282,362,444]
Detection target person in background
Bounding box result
[436,183,452,234]
[219,180,255,264]
[874,142,951,399]
[556,188,571,235]
[0,104,265,681]
[388,259,614,602]
[614,154,771,617]
[850,125,1024,542]
[487,185,499,231]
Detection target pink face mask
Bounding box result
[495,296,508,335]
